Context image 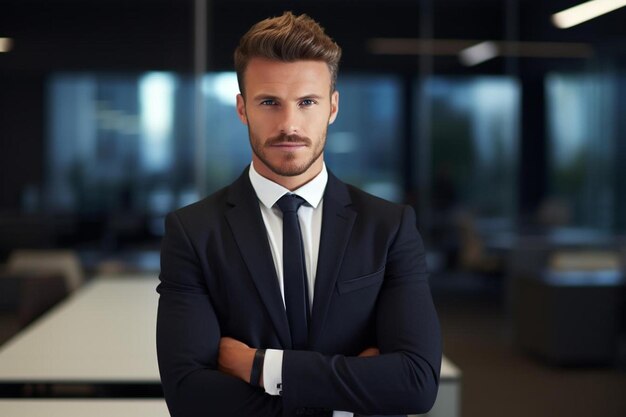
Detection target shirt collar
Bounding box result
[249,161,328,210]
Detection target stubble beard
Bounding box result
[249,128,327,177]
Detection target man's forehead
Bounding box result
[250,81,328,97]
[243,58,332,93]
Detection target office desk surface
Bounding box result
[0,275,160,382]
[440,356,460,381]
[0,399,169,417]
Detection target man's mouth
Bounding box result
[266,134,311,148]
[271,142,307,147]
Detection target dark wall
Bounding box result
[0,72,45,211]
[0,0,193,73]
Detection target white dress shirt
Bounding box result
[248,162,352,417]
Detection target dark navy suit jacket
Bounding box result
[156,167,442,417]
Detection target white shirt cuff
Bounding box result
[262,349,283,396]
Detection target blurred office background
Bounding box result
[1,1,625,416]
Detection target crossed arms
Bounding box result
[156,205,442,417]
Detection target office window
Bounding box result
[199,72,250,194]
[418,77,520,224]
[328,76,404,202]
[546,72,617,231]
[47,73,195,220]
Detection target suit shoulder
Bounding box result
[345,183,409,217]
[170,185,230,226]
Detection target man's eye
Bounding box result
[260,99,276,106]
[300,99,316,106]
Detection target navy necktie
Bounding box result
[276,194,309,349]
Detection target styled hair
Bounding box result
[234,11,342,95]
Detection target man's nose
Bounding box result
[277,107,300,135]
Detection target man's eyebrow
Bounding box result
[251,94,325,101]
[298,94,324,100]
[252,94,280,101]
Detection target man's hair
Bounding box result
[234,11,342,95]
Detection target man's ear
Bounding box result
[236,94,248,125]
[329,90,339,125]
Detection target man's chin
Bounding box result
[268,164,310,177]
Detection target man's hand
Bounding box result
[218,337,257,384]
[358,347,380,357]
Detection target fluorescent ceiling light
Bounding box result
[0,37,13,53]
[459,41,499,66]
[552,0,626,29]
[368,38,593,61]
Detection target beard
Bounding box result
[248,128,327,177]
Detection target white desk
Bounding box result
[0,275,159,382]
[0,399,169,417]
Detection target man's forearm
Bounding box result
[218,336,378,392]
[217,338,433,416]
[217,337,258,385]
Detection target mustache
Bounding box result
[265,133,311,146]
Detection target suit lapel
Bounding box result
[309,172,356,348]
[225,168,292,348]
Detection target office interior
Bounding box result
[1,0,625,416]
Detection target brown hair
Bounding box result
[234,11,342,95]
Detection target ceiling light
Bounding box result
[552,0,626,29]
[459,41,499,66]
[0,38,13,53]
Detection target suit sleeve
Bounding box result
[156,212,282,417]
[281,205,442,416]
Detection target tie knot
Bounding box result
[276,194,306,214]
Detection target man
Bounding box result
[157,11,441,417]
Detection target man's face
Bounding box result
[236,58,339,181]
